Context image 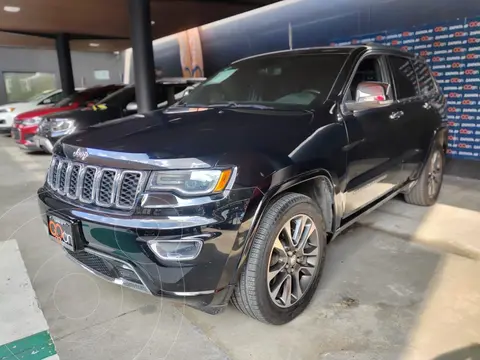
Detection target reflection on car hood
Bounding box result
[60,107,316,161]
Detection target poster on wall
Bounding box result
[177,28,204,78]
[331,16,480,161]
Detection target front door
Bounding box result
[341,55,404,216]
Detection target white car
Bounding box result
[0,88,83,133]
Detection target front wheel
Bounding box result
[231,193,327,325]
[404,147,444,206]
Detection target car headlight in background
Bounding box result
[51,118,75,132]
[23,116,43,125]
[146,168,235,196]
[6,107,15,113]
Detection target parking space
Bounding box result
[1,135,479,360]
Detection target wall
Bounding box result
[0,47,123,105]
[126,0,480,163]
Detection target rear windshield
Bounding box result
[178,53,348,110]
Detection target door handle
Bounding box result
[389,111,404,120]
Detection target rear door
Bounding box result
[387,55,427,182]
[342,54,404,216]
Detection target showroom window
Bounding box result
[3,72,56,103]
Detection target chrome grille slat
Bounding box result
[47,156,145,210]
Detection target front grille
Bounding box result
[12,128,20,140]
[47,156,145,210]
[66,249,147,292]
[67,250,116,278]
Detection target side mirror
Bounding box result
[345,81,392,111]
[126,102,138,112]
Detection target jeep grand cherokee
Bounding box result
[38,45,447,325]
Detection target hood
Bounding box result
[59,106,317,167]
[47,106,123,129]
[16,105,76,120]
[0,102,27,109]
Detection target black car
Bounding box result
[34,78,205,153]
[38,45,447,325]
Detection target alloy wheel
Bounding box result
[267,214,320,308]
[427,151,443,198]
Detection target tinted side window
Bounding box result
[389,56,419,99]
[412,59,437,96]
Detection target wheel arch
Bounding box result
[229,169,338,286]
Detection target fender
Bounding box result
[409,124,448,182]
[229,168,340,285]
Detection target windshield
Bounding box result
[178,53,348,109]
[27,89,55,102]
[96,86,135,107]
[54,93,78,108]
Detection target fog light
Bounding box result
[147,240,202,261]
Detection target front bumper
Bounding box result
[12,125,41,151]
[33,135,54,153]
[38,185,255,313]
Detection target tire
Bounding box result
[404,146,444,206]
[231,192,327,325]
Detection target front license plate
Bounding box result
[48,215,75,251]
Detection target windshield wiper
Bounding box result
[208,102,274,110]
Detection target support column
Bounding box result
[55,33,75,96]
[128,0,156,112]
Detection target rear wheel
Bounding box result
[231,193,327,325]
[404,147,444,206]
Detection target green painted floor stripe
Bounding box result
[0,330,56,360]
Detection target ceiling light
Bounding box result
[89,43,100,47]
[151,21,155,25]
[4,6,20,12]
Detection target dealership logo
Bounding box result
[454,31,468,37]
[449,92,462,98]
[460,128,474,134]
[453,47,467,53]
[376,35,385,41]
[464,84,479,90]
[448,135,458,141]
[435,26,448,32]
[468,38,480,43]
[465,69,480,75]
[458,143,472,149]
[461,114,474,120]
[73,148,89,161]
[467,53,480,59]
[448,107,460,113]
[449,78,463,83]
[448,121,459,126]
[420,35,433,41]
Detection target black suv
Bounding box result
[35,78,205,153]
[38,45,447,325]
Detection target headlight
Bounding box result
[146,168,235,195]
[23,116,43,125]
[52,118,75,132]
[6,107,15,112]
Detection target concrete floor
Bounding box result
[1,135,479,360]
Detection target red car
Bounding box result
[12,85,124,151]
